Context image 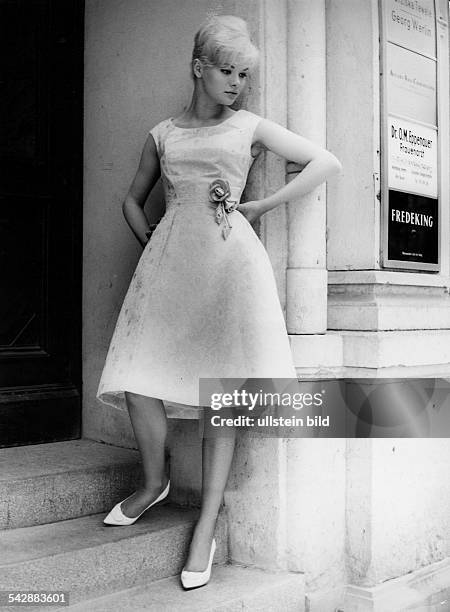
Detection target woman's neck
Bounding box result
[179,89,232,125]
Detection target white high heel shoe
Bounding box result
[103,480,170,526]
[181,538,216,590]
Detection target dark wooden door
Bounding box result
[0,0,84,446]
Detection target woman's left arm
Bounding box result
[239,118,342,222]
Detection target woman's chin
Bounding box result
[222,94,239,106]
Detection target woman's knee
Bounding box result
[125,391,161,408]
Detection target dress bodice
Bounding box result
[149,110,262,210]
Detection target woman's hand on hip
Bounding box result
[237,201,265,224]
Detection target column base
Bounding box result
[341,557,450,612]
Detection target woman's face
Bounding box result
[200,62,249,106]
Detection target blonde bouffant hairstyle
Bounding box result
[192,15,259,76]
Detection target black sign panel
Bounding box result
[388,190,438,264]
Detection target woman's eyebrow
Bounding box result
[222,64,248,70]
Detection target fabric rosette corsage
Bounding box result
[208,178,238,240]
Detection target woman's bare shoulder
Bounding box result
[148,116,173,137]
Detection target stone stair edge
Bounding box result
[0,440,141,485]
[1,461,141,484]
[57,564,305,612]
[0,505,200,566]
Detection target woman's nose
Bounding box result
[229,73,239,87]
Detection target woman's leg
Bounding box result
[183,427,237,571]
[120,391,169,518]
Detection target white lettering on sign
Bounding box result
[391,208,434,226]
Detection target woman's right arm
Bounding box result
[122,133,161,247]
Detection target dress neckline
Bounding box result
[169,109,242,131]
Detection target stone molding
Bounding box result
[328,271,450,331]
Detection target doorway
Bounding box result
[0,0,84,446]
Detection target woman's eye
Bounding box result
[239,73,248,79]
[221,69,231,75]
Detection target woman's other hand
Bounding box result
[237,200,265,224]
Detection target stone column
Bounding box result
[286,0,328,334]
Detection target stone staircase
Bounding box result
[0,439,305,611]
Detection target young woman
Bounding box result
[97,15,341,590]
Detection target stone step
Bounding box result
[0,439,143,529]
[0,504,228,606]
[63,565,305,611]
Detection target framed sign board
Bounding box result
[380,0,448,271]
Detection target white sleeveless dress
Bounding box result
[97,109,297,410]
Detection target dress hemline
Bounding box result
[97,388,203,412]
